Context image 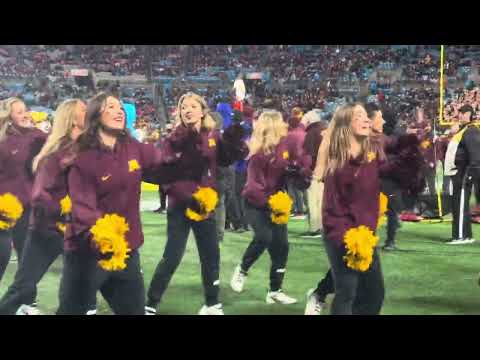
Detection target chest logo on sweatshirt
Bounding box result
[282,151,289,160]
[11,149,19,155]
[208,138,216,148]
[128,159,141,172]
[367,152,376,162]
[101,174,112,182]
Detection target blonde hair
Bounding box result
[32,99,83,173]
[175,92,216,131]
[0,97,24,142]
[248,111,288,156]
[315,103,382,179]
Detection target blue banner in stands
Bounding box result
[122,102,137,137]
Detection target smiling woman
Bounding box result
[0,97,47,285]
[56,92,190,315]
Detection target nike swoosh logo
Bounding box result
[101,175,111,181]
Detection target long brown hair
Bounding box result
[316,103,384,179]
[74,92,129,155]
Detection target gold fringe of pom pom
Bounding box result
[60,195,72,215]
[343,225,379,272]
[185,187,219,222]
[56,222,66,234]
[377,192,389,228]
[0,193,24,231]
[268,191,293,225]
[90,214,131,271]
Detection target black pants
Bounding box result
[147,207,220,308]
[234,171,248,229]
[225,166,242,229]
[0,208,31,284]
[0,230,12,284]
[57,249,144,315]
[452,172,473,240]
[324,238,384,315]
[382,180,402,247]
[159,188,167,210]
[0,228,63,315]
[313,269,335,302]
[287,181,306,214]
[240,201,289,292]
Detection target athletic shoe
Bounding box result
[198,303,224,315]
[10,255,17,263]
[145,306,157,315]
[230,265,247,293]
[446,238,470,245]
[304,288,325,315]
[15,304,41,315]
[464,238,476,244]
[301,231,323,239]
[291,213,306,220]
[382,244,397,251]
[232,227,246,234]
[266,290,298,305]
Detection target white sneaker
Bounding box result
[464,238,476,244]
[304,289,325,315]
[198,303,224,315]
[266,290,297,305]
[447,238,472,245]
[230,265,247,293]
[15,304,42,315]
[145,306,157,316]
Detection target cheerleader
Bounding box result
[0,99,86,315]
[145,92,247,315]
[230,111,312,305]
[0,98,47,283]
[307,103,422,315]
[56,93,178,315]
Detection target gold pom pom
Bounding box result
[377,192,389,228]
[0,193,24,230]
[90,214,131,271]
[60,195,72,215]
[268,191,293,225]
[185,187,219,222]
[56,222,66,234]
[343,225,379,272]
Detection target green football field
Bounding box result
[2,190,480,315]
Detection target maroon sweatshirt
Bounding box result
[30,145,73,234]
[322,156,383,247]
[65,137,169,252]
[160,124,248,210]
[242,132,312,209]
[0,126,47,207]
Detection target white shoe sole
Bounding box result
[266,296,298,305]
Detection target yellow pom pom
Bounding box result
[0,193,24,230]
[56,222,66,234]
[343,225,379,272]
[60,195,72,215]
[377,192,389,229]
[90,214,131,271]
[185,187,219,222]
[268,191,293,225]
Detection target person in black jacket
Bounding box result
[447,105,480,244]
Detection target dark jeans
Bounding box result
[57,249,144,315]
[147,207,220,307]
[452,172,473,240]
[0,228,63,314]
[324,238,384,315]
[0,230,12,284]
[225,166,243,229]
[313,269,335,302]
[159,188,167,210]
[382,180,402,247]
[0,208,31,284]
[234,171,248,229]
[240,201,289,292]
[287,181,307,214]
[215,192,226,242]
[424,166,437,197]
